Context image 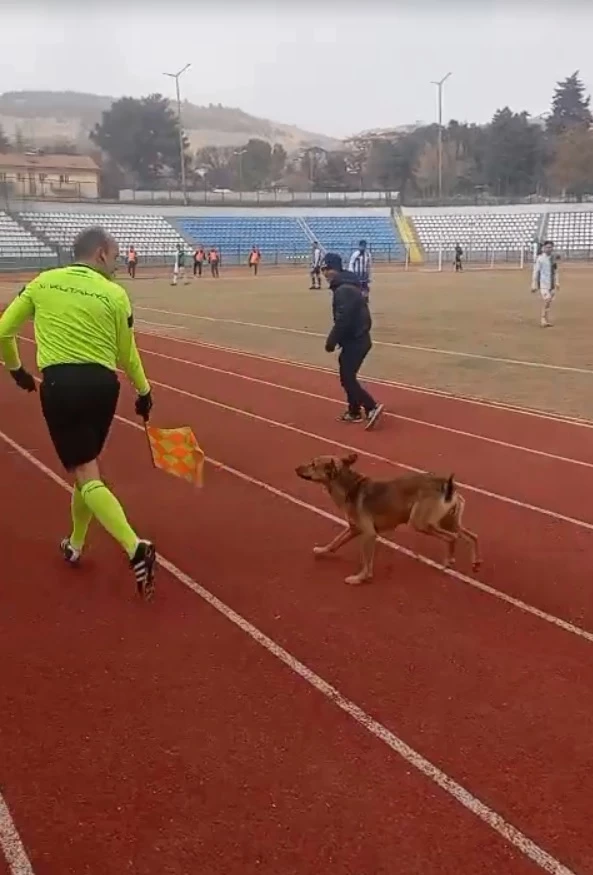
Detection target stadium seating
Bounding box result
[410,212,540,252]
[0,211,57,265]
[175,216,310,262]
[304,216,404,261]
[545,212,593,253]
[18,211,186,258]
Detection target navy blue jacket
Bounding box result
[326,270,372,350]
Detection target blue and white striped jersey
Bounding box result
[348,248,372,282]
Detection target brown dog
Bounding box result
[295,453,481,585]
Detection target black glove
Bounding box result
[10,367,36,393]
[135,391,153,422]
[325,341,336,353]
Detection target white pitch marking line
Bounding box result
[135,344,593,471]
[135,305,593,377]
[0,424,580,875]
[0,795,35,875]
[136,331,593,430]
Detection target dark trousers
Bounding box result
[194,261,203,276]
[338,335,376,415]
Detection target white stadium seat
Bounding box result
[0,211,56,264]
[410,212,540,253]
[18,211,187,259]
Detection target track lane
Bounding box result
[0,377,592,872]
[79,344,593,633]
[134,347,593,529]
[0,422,546,875]
[135,332,593,463]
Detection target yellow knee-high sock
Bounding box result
[69,485,93,551]
[79,480,139,559]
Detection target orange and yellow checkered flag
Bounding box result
[145,425,205,487]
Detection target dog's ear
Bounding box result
[326,459,338,478]
[342,453,359,467]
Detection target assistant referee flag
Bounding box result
[146,425,204,487]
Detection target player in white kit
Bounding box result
[531,240,559,327]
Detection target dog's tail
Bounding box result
[443,474,455,503]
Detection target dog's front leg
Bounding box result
[314,524,360,557]
[459,526,482,572]
[345,531,376,585]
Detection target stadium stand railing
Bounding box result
[119,189,400,207]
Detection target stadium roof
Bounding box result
[0,152,99,171]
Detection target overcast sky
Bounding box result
[2,1,593,139]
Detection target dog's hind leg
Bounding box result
[314,524,360,557]
[409,501,458,568]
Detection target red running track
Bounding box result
[2,331,593,874]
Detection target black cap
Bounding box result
[321,252,343,272]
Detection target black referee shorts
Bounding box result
[40,364,120,471]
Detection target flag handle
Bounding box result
[144,422,157,470]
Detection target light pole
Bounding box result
[431,72,451,202]
[234,148,247,192]
[163,62,191,205]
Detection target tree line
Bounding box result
[1,72,592,202]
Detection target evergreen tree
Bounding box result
[547,71,592,136]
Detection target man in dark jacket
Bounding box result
[322,253,384,429]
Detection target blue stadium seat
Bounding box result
[175,217,310,263]
[304,216,404,261]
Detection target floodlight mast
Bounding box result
[431,72,452,202]
[163,63,191,205]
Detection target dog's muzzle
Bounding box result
[295,466,312,480]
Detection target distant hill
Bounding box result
[0,91,340,154]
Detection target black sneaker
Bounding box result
[337,411,364,423]
[365,403,385,431]
[60,537,81,565]
[131,540,157,600]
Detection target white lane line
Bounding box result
[136,345,593,471]
[129,370,593,534]
[138,332,593,430]
[0,424,580,875]
[17,338,593,529]
[135,319,188,332]
[19,369,593,640]
[0,795,35,875]
[135,306,593,377]
[118,411,593,645]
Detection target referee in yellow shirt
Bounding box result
[0,227,157,599]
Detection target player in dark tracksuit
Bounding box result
[321,252,384,429]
